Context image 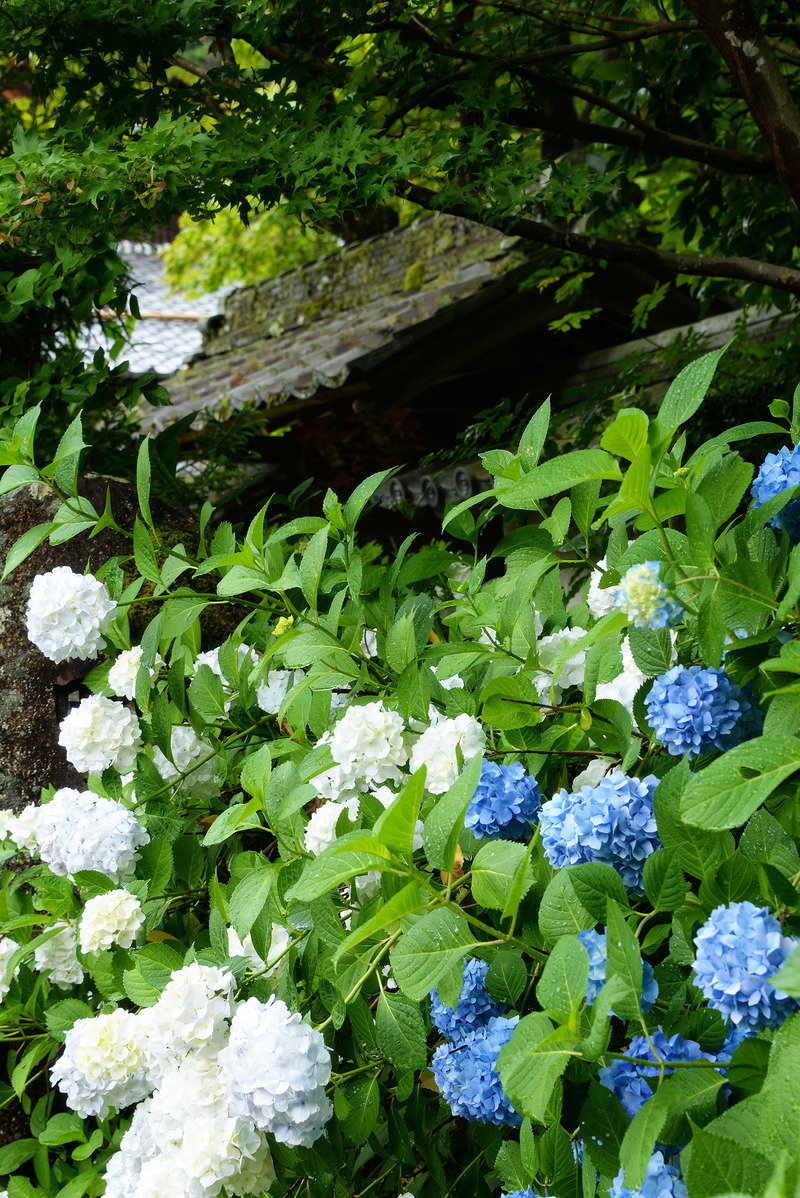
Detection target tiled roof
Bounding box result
[140,215,541,432]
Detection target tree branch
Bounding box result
[685,0,800,213]
[396,180,800,298]
[507,107,774,174]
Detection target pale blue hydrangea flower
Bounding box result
[539,770,660,894]
[646,664,763,758]
[752,443,800,541]
[610,1152,687,1198]
[577,929,658,1011]
[501,1191,536,1198]
[430,958,504,1044]
[693,902,800,1031]
[431,1015,522,1127]
[464,760,541,840]
[599,1029,713,1119]
[613,562,683,631]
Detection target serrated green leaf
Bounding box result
[485,951,527,1006]
[680,735,800,830]
[538,869,596,941]
[472,839,534,910]
[605,901,642,1020]
[44,999,93,1041]
[569,862,629,922]
[133,517,160,583]
[391,907,475,1000]
[422,752,482,871]
[498,450,622,510]
[537,935,589,1021]
[299,525,328,612]
[642,848,687,912]
[375,991,426,1070]
[580,1081,630,1177]
[601,409,649,461]
[373,768,425,857]
[230,864,277,938]
[497,1012,577,1122]
[620,1069,724,1189]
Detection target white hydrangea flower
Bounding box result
[227,922,291,977]
[0,936,20,999]
[103,1051,275,1198]
[596,638,648,714]
[255,667,306,715]
[2,803,40,853]
[32,789,149,881]
[108,646,163,701]
[58,695,142,774]
[329,687,352,721]
[533,626,588,705]
[152,725,219,802]
[586,556,618,618]
[354,870,382,901]
[51,1008,150,1118]
[79,889,144,954]
[25,566,116,664]
[360,629,378,658]
[408,713,486,794]
[572,756,616,791]
[304,797,360,855]
[325,700,409,790]
[438,673,465,691]
[33,921,84,988]
[220,995,332,1148]
[140,963,234,1073]
[446,561,471,586]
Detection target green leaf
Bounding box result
[497,1012,577,1122]
[391,907,475,1000]
[537,935,590,1021]
[299,525,329,612]
[497,450,622,510]
[485,951,527,1006]
[38,1111,86,1146]
[601,409,649,461]
[343,468,396,534]
[133,517,160,583]
[627,626,674,677]
[135,836,173,896]
[472,840,535,909]
[568,862,629,922]
[333,881,426,964]
[375,991,427,1070]
[188,664,228,724]
[481,674,540,729]
[201,798,262,847]
[697,590,725,669]
[642,848,687,912]
[685,491,716,569]
[770,944,800,997]
[0,464,40,495]
[289,840,395,902]
[680,735,800,830]
[385,612,417,673]
[649,343,729,447]
[373,768,425,857]
[620,1069,724,1188]
[538,869,596,941]
[518,397,551,471]
[136,434,153,527]
[341,1074,380,1145]
[604,900,642,1020]
[685,1123,772,1198]
[0,1139,38,1174]
[240,744,272,804]
[230,863,277,938]
[494,1142,529,1193]
[2,521,57,579]
[44,999,93,1041]
[580,1082,630,1177]
[422,752,482,871]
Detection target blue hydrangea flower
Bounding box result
[599,1029,713,1119]
[716,1020,753,1060]
[464,760,541,840]
[577,929,659,1011]
[431,1015,522,1127]
[752,444,800,541]
[613,562,683,631]
[646,664,763,758]
[610,1152,687,1198]
[501,1191,536,1198]
[539,770,661,894]
[693,901,800,1031]
[430,958,504,1044]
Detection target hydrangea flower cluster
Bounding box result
[51,1008,150,1118]
[140,962,234,1070]
[431,1015,521,1127]
[10,789,149,881]
[540,770,660,893]
[256,667,306,715]
[316,700,410,798]
[227,923,291,978]
[108,646,163,701]
[304,796,360,855]
[430,958,504,1043]
[464,760,541,840]
[33,921,84,988]
[613,561,683,630]
[586,556,617,619]
[79,889,144,954]
[58,695,142,774]
[0,937,20,1000]
[646,665,763,758]
[152,725,220,802]
[533,627,588,705]
[408,713,485,794]
[219,996,332,1147]
[610,1152,687,1198]
[693,901,800,1030]
[501,1190,536,1198]
[751,443,800,540]
[577,929,658,1010]
[25,566,116,664]
[599,1028,713,1119]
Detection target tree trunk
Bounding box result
[686,0,800,213]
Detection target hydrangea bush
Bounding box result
[2,348,800,1198]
